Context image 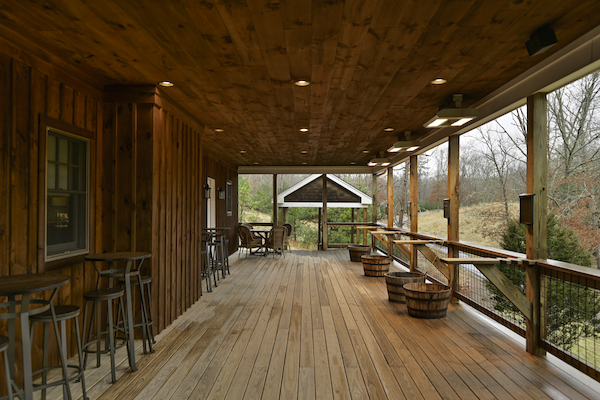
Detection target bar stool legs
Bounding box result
[117,275,155,354]
[82,288,126,384]
[0,336,14,400]
[30,305,87,400]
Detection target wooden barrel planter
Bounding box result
[384,272,426,303]
[348,244,371,262]
[403,283,452,319]
[361,255,391,277]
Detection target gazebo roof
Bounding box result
[277,174,372,208]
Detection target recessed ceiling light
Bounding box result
[239,150,246,154]
[362,150,369,154]
[158,81,174,87]
[253,162,259,165]
[300,150,308,154]
[384,127,394,132]
[430,78,447,85]
[295,80,310,87]
[350,162,356,165]
[302,162,307,165]
[214,128,224,132]
[300,128,309,132]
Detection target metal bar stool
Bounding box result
[0,335,14,399]
[30,305,87,400]
[82,288,126,383]
[117,275,155,354]
[201,234,219,292]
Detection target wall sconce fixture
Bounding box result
[443,199,451,219]
[519,193,535,225]
[217,187,226,200]
[368,151,391,167]
[424,94,479,128]
[203,183,211,199]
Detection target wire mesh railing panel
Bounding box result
[452,249,526,335]
[540,270,600,380]
[391,233,411,266]
[413,242,449,286]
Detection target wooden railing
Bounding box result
[367,226,600,382]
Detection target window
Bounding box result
[46,128,89,261]
[226,180,233,216]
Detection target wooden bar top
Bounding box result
[371,230,397,235]
[0,273,70,296]
[393,239,444,244]
[85,252,151,262]
[356,226,379,230]
[442,257,535,265]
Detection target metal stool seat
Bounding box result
[30,305,87,400]
[82,288,126,383]
[117,275,155,353]
[0,335,14,399]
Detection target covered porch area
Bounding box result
[55,250,600,400]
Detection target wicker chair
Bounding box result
[283,223,292,251]
[266,226,287,257]
[239,225,263,257]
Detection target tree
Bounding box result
[488,215,600,351]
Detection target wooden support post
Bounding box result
[448,135,459,303]
[323,174,328,251]
[363,209,367,245]
[318,208,322,249]
[387,167,394,256]
[526,93,548,356]
[273,174,278,226]
[372,173,377,250]
[351,208,355,244]
[283,207,289,223]
[410,155,418,272]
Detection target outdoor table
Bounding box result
[84,252,152,372]
[250,228,271,256]
[0,273,71,400]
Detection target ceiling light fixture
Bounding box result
[350,162,356,165]
[384,127,394,132]
[424,94,479,128]
[368,152,390,167]
[362,150,369,154]
[300,128,309,132]
[239,150,246,154]
[302,162,307,165]
[430,78,446,85]
[406,146,419,152]
[388,131,418,152]
[295,80,310,87]
[526,26,557,57]
[214,128,224,132]
[158,81,174,87]
[300,150,308,154]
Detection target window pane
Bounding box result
[46,129,88,260]
[48,135,56,162]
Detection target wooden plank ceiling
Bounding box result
[1,0,599,168]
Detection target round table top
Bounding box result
[250,228,271,233]
[85,252,151,262]
[0,273,70,296]
[203,227,231,231]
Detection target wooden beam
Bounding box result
[372,173,377,250]
[474,263,532,320]
[392,241,412,260]
[410,155,418,271]
[387,167,394,229]
[273,174,278,226]
[363,209,367,245]
[448,135,459,302]
[323,174,328,251]
[526,92,548,356]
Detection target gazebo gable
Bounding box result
[277,174,372,208]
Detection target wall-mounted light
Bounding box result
[203,183,211,199]
[217,187,226,200]
[424,94,479,128]
[519,193,535,225]
[388,131,418,152]
[368,152,390,167]
[407,201,412,214]
[443,199,451,219]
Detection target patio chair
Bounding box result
[239,225,263,257]
[266,226,287,257]
[283,223,292,251]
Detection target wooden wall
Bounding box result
[0,47,103,390]
[0,44,239,392]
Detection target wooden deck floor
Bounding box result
[58,250,600,400]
